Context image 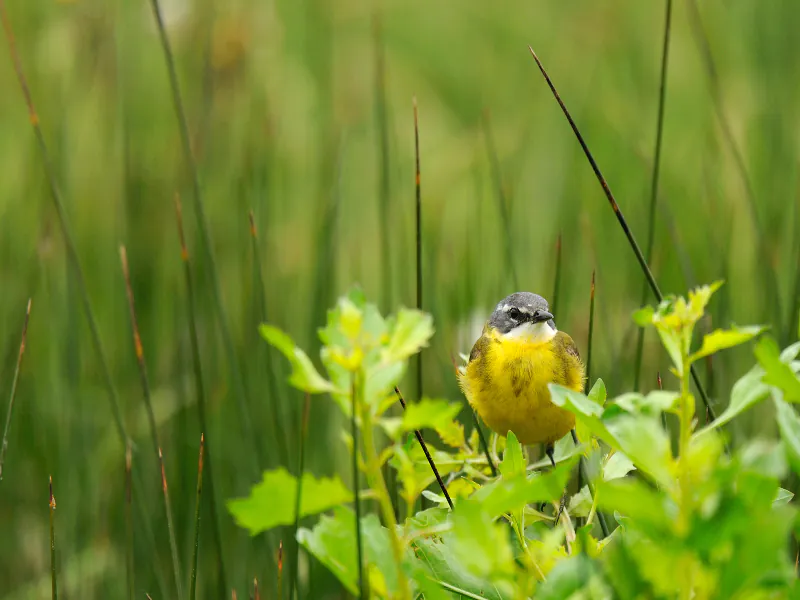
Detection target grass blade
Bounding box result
[482,109,519,290]
[527,47,716,423]
[291,394,311,600]
[0,298,31,481]
[373,13,392,310]
[351,376,366,600]
[413,97,423,403]
[551,233,563,318]
[189,433,205,600]
[145,0,262,475]
[277,541,284,600]
[175,195,227,597]
[586,270,596,386]
[120,246,184,599]
[634,0,673,392]
[394,386,454,510]
[49,476,58,600]
[125,443,135,600]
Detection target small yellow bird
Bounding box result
[458,292,585,467]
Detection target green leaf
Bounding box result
[604,452,636,481]
[587,378,607,405]
[688,325,766,363]
[632,306,654,327]
[739,439,788,480]
[383,308,434,362]
[549,384,619,448]
[468,456,579,517]
[227,468,353,535]
[781,341,800,362]
[567,485,593,517]
[774,395,800,476]
[612,391,679,417]
[756,337,800,402]
[259,324,335,393]
[598,479,673,536]
[380,398,461,439]
[773,487,794,507]
[297,506,400,597]
[605,415,673,490]
[698,363,769,433]
[451,501,515,579]
[499,431,525,478]
[535,554,594,600]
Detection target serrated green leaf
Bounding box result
[604,451,636,481]
[383,308,434,362]
[567,485,593,517]
[605,416,673,490]
[380,398,461,439]
[587,378,607,405]
[549,384,619,448]
[688,325,766,363]
[756,337,800,402]
[227,468,353,535]
[436,419,466,448]
[260,324,335,393]
[499,431,525,478]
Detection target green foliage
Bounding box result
[226,468,352,535]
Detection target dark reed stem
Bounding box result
[482,109,519,290]
[125,443,135,600]
[145,0,262,473]
[49,476,58,600]
[394,386,454,510]
[291,393,311,600]
[175,195,227,596]
[373,13,392,311]
[277,541,284,600]
[658,371,668,431]
[0,298,31,481]
[586,270,596,386]
[120,246,184,599]
[189,433,205,600]
[686,0,782,333]
[249,210,290,467]
[551,233,563,318]
[527,47,716,423]
[634,0,673,392]
[473,412,498,477]
[413,97,423,406]
[351,376,366,600]
[569,430,609,537]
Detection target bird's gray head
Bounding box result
[488,292,556,337]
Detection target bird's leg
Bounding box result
[545,443,556,469]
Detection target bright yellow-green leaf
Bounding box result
[260,324,335,393]
[633,306,655,327]
[383,308,434,362]
[603,451,636,481]
[380,398,461,439]
[605,416,673,490]
[549,384,619,449]
[567,485,593,517]
[499,431,525,478]
[227,468,352,535]
[436,419,466,448]
[773,487,794,507]
[774,396,800,476]
[756,337,800,402]
[689,325,766,363]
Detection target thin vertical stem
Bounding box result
[49,476,58,600]
[175,195,227,596]
[413,97,423,405]
[120,246,184,599]
[145,0,261,474]
[634,0,673,392]
[551,233,563,318]
[291,393,311,600]
[586,270,596,386]
[482,109,519,290]
[351,377,365,600]
[277,541,284,600]
[125,443,135,600]
[527,47,715,423]
[0,298,31,480]
[189,433,205,600]
[373,13,392,311]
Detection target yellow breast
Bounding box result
[459,332,581,445]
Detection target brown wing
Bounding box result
[554,331,585,390]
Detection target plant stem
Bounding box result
[292,393,311,600]
[413,97,423,407]
[0,298,31,481]
[189,434,205,600]
[49,476,58,600]
[125,443,135,600]
[351,376,366,600]
[361,379,410,599]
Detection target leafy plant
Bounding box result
[230,283,800,599]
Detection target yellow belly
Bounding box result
[459,335,580,445]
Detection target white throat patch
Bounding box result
[502,321,557,345]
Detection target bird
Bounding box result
[458,291,585,469]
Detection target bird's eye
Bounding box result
[508,307,521,320]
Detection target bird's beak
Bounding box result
[533,310,554,324]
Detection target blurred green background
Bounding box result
[1,0,799,597]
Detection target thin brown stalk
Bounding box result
[0,298,31,480]
[120,246,184,599]
[49,476,58,600]
[278,541,284,600]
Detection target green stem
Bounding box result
[189,434,205,600]
[49,476,58,600]
[360,376,411,599]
